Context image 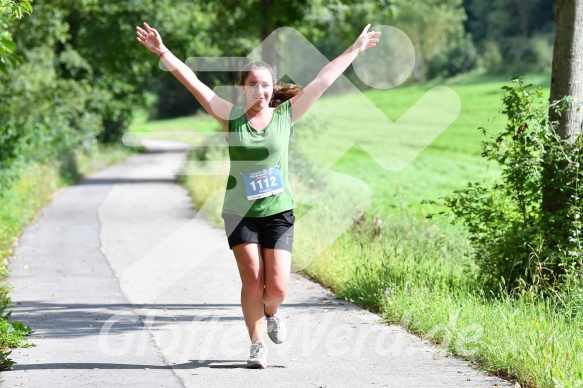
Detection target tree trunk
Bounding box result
[542,0,583,214]
[549,0,583,142]
[513,0,529,37]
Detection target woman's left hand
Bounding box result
[353,24,381,53]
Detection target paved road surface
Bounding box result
[3,140,511,387]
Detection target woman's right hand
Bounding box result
[136,22,166,55]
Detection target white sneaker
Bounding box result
[247,341,267,369]
[265,309,286,344]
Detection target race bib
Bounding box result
[242,166,284,200]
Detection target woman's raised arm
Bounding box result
[136,22,233,130]
[288,24,381,124]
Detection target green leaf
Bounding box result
[2,38,15,51]
[10,320,32,334]
[7,53,22,67]
[0,350,15,371]
[22,2,32,14]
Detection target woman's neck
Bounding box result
[245,105,272,118]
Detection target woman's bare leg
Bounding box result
[233,243,265,342]
[262,248,292,316]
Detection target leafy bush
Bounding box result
[426,35,478,79]
[485,33,554,75]
[479,40,503,74]
[0,292,32,370]
[0,47,104,193]
[0,0,32,73]
[499,37,542,74]
[427,77,582,292]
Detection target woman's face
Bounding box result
[243,69,274,110]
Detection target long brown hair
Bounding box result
[239,61,301,107]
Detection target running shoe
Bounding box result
[247,341,267,369]
[264,309,287,344]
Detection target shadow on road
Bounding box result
[7,359,285,371]
[12,300,347,339]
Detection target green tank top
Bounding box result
[223,100,296,217]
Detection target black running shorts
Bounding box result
[221,210,295,252]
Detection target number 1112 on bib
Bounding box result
[242,166,284,200]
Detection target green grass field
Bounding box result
[128,70,583,387]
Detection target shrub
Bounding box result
[491,33,553,75]
[426,36,478,79]
[427,77,582,293]
[480,40,503,74]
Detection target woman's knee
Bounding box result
[265,282,288,300]
[242,277,264,297]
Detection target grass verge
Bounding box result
[305,223,583,387]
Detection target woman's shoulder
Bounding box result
[274,99,291,115]
[229,105,246,121]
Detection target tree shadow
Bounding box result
[12,300,345,339]
[78,177,179,185]
[7,359,285,371]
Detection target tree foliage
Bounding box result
[0,0,561,188]
[464,0,555,74]
[0,0,32,73]
[389,0,474,80]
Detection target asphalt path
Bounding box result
[2,140,512,387]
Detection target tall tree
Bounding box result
[210,0,311,70]
[9,0,216,141]
[388,0,470,79]
[463,0,555,74]
[542,0,583,214]
[463,0,555,43]
[548,0,583,143]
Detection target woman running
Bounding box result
[136,22,380,369]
